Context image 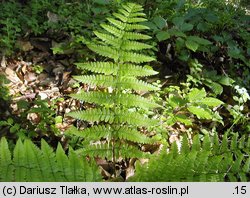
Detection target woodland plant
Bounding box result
[163,86,224,127]
[130,133,250,182]
[66,2,162,177]
[0,137,101,182]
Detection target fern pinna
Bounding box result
[130,133,250,182]
[67,3,160,165]
[0,137,101,181]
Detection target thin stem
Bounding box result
[112,137,116,177]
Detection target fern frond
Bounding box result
[127,17,147,23]
[202,134,211,151]
[115,126,154,144]
[101,24,123,38]
[73,75,159,91]
[116,92,161,108]
[0,138,102,182]
[119,64,158,76]
[40,139,58,181]
[107,17,126,30]
[78,142,113,159]
[120,51,155,63]
[70,91,161,109]
[118,8,146,18]
[101,24,151,41]
[87,44,119,60]
[23,140,43,181]
[67,107,158,127]
[212,133,220,155]
[243,157,250,173]
[67,125,154,144]
[220,133,229,153]
[113,12,128,23]
[73,75,114,87]
[130,133,250,182]
[13,139,26,181]
[181,135,190,154]
[79,142,149,160]
[69,3,160,164]
[230,132,239,151]
[107,17,149,31]
[125,23,149,30]
[123,32,151,40]
[191,135,201,152]
[118,8,130,17]
[68,147,91,181]
[56,143,70,181]
[75,62,117,75]
[122,3,143,13]
[0,137,13,181]
[67,125,113,142]
[29,140,46,181]
[75,62,158,77]
[116,77,160,91]
[94,31,120,47]
[121,40,153,51]
[130,12,146,17]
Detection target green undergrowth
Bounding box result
[0,0,249,182]
[0,137,101,182]
[130,133,250,182]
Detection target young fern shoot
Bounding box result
[67,3,161,173]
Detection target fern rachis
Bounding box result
[66,3,161,176]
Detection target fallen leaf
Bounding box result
[27,113,41,124]
[17,40,34,52]
[5,67,21,83]
[1,55,6,68]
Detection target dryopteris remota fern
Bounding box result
[129,133,250,182]
[67,3,161,164]
[0,137,102,181]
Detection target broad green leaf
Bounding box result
[247,48,250,55]
[141,21,158,31]
[153,16,166,29]
[205,13,218,22]
[205,81,223,95]
[199,97,224,107]
[175,114,192,126]
[93,0,110,5]
[185,39,199,52]
[180,23,194,32]
[173,17,193,32]
[187,105,213,119]
[218,76,234,86]
[188,36,212,45]
[197,22,209,32]
[156,31,170,41]
[168,95,187,108]
[168,28,186,37]
[187,88,206,102]
[172,17,184,26]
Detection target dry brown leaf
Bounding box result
[17,40,34,52]
[1,55,6,68]
[27,113,41,124]
[24,72,37,82]
[55,123,70,131]
[47,11,60,23]
[5,67,21,83]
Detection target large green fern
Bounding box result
[67,3,161,165]
[129,133,250,182]
[0,137,102,181]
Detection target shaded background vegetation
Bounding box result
[0,0,249,181]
